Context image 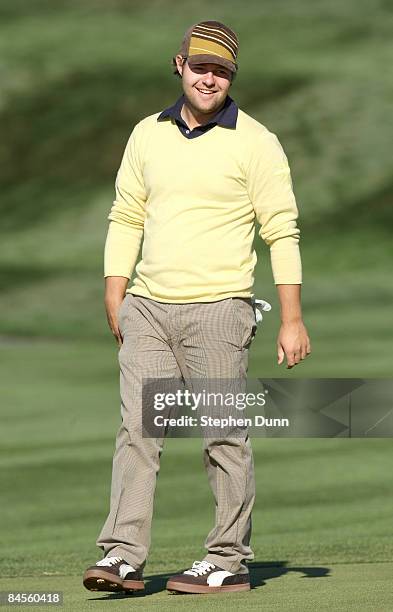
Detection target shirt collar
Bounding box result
[157,93,238,129]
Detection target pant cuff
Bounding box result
[101,545,145,570]
[203,554,250,574]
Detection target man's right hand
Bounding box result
[104,276,129,347]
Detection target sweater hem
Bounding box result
[126,288,255,304]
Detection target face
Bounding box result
[175,54,232,116]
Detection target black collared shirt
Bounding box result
[157,93,238,139]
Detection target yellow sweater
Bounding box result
[104,108,302,303]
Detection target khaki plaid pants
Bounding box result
[96,294,257,574]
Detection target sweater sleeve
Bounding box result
[246,130,302,284]
[104,122,147,279]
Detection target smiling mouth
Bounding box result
[196,88,216,97]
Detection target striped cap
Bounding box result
[177,20,239,73]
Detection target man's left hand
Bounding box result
[277,320,311,369]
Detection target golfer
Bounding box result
[83,20,311,595]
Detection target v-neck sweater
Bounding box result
[104,108,302,303]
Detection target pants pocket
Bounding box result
[118,294,131,336]
[230,298,257,348]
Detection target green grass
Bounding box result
[2,226,391,376]
[0,0,392,374]
[1,563,393,612]
[1,2,393,610]
[1,343,393,612]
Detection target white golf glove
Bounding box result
[253,298,272,324]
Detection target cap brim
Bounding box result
[187,54,237,73]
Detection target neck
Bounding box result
[181,97,226,130]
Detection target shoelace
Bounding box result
[184,560,216,576]
[96,556,123,567]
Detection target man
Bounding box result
[83,20,311,595]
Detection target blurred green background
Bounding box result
[1,1,392,609]
[1,0,392,374]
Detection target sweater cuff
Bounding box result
[270,236,302,284]
[104,221,143,279]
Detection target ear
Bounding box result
[175,54,185,77]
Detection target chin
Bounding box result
[192,94,222,108]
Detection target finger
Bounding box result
[113,326,122,346]
[291,350,300,364]
[286,353,296,368]
[111,326,120,343]
[306,340,312,354]
[277,344,285,365]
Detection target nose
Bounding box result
[202,71,215,85]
